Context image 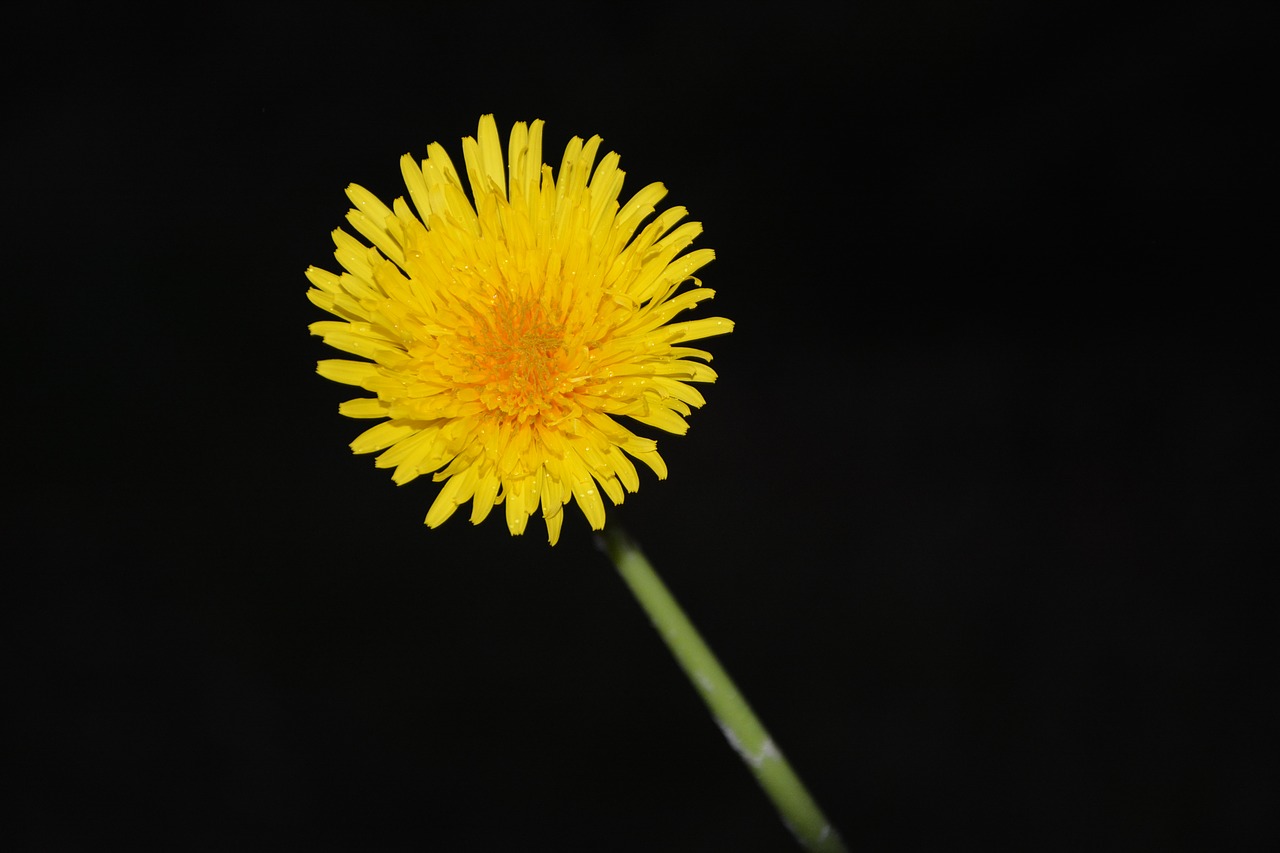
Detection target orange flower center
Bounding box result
[469,295,575,422]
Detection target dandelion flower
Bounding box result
[307,115,732,544]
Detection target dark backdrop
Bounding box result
[8,2,1270,850]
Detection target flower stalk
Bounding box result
[600,526,847,852]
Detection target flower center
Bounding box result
[471,295,570,420]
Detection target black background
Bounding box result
[8,2,1271,850]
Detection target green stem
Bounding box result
[600,525,847,852]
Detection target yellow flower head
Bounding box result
[307,115,732,545]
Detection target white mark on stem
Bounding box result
[781,816,835,847]
[716,720,781,768]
